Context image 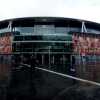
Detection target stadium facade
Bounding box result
[0,17,100,81]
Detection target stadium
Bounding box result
[0,17,100,100]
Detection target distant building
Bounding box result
[0,17,100,81]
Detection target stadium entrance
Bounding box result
[12,34,73,73]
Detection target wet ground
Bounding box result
[0,67,100,100]
[34,68,100,100]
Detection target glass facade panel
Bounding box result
[55,27,67,33]
[13,35,72,41]
[13,25,82,36]
[15,27,34,35]
[13,27,73,73]
[34,25,55,34]
[13,42,72,53]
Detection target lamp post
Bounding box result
[49,46,51,69]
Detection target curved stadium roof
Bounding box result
[0,17,100,34]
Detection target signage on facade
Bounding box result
[0,33,12,54]
[73,33,100,55]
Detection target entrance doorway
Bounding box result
[35,53,71,73]
[13,41,72,73]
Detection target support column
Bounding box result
[81,21,87,33]
[8,21,12,32]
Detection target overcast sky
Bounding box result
[0,0,100,23]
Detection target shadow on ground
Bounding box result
[0,68,100,100]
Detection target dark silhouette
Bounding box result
[70,56,77,84]
[6,54,38,100]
